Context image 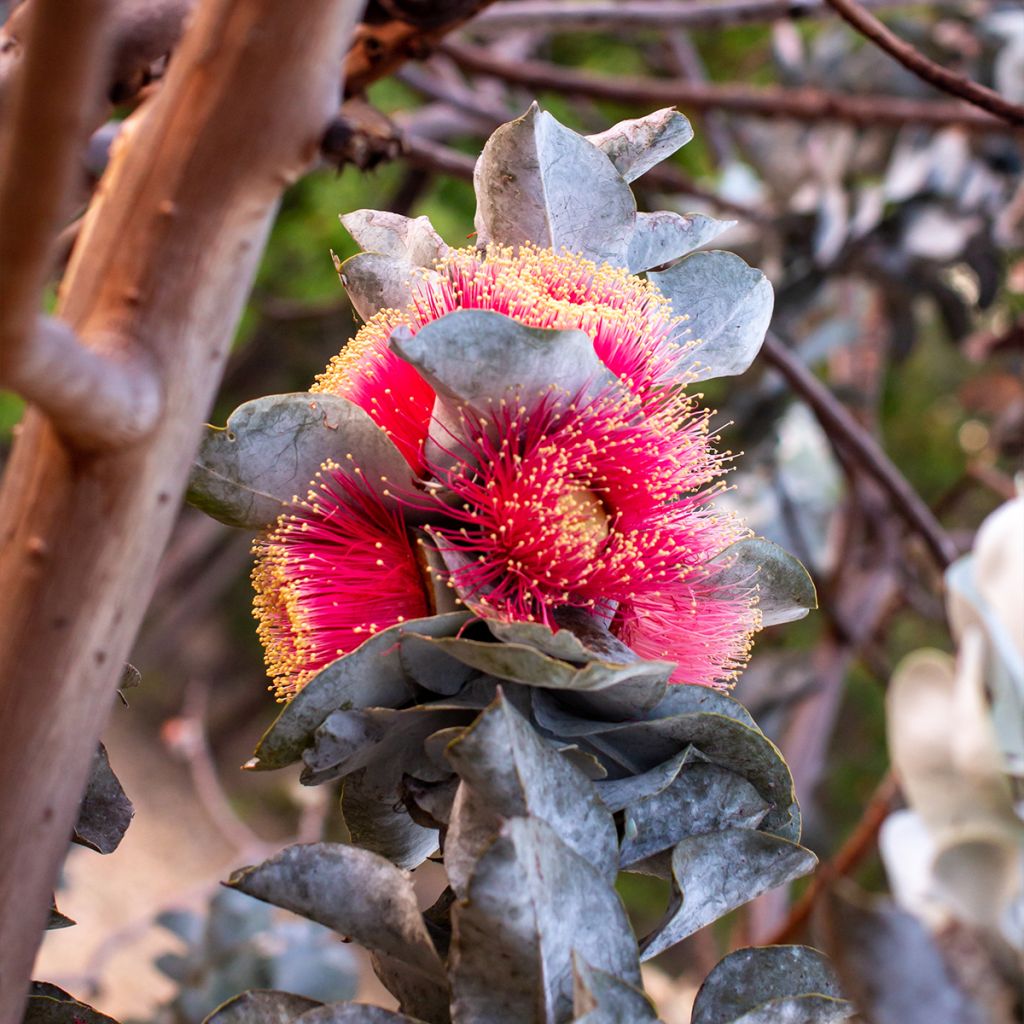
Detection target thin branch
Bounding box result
[761,333,960,569]
[0,0,112,377]
[344,0,499,96]
[824,0,1024,127]
[767,770,899,944]
[474,0,909,33]
[442,41,1016,134]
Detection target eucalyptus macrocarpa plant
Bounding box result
[181,107,855,1024]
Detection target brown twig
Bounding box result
[442,41,1015,134]
[761,334,961,569]
[824,0,1024,127]
[767,770,899,944]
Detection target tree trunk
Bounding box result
[0,1,360,1018]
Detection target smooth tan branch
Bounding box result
[0,317,163,450]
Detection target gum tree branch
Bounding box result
[824,0,1024,127]
[442,41,1016,134]
[0,0,160,449]
[0,1,358,1018]
[761,334,960,569]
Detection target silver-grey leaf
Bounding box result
[417,633,674,695]
[627,211,735,274]
[532,690,799,840]
[227,844,449,1023]
[450,817,640,1024]
[297,1006,429,1024]
[297,1005,428,1023]
[620,764,770,867]
[691,945,851,1024]
[445,693,619,883]
[391,309,614,415]
[249,613,470,772]
[340,210,448,267]
[301,705,471,786]
[187,393,413,530]
[572,954,660,1023]
[201,991,321,1024]
[72,744,133,855]
[708,538,817,628]
[595,748,696,813]
[473,103,636,266]
[444,781,505,898]
[342,764,441,871]
[639,830,817,959]
[726,995,855,1024]
[585,108,693,183]
[339,252,424,322]
[649,251,774,382]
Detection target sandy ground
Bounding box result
[33,712,396,1021]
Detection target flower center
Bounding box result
[555,487,610,562]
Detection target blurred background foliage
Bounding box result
[7,0,1021,1020]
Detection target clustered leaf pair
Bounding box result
[185,105,835,1024]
